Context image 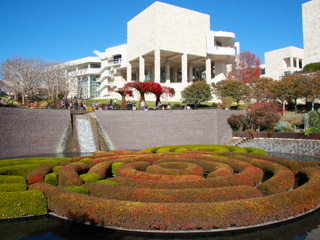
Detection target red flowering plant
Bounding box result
[115,88,133,110]
[153,86,175,106]
[124,82,175,108]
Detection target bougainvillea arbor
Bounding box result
[115,88,133,110]
[123,82,175,108]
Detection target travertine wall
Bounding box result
[95,109,240,151]
[0,108,71,159]
[264,46,304,80]
[303,0,320,66]
[127,2,210,61]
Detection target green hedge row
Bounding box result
[140,145,266,155]
[0,158,71,177]
[0,190,47,219]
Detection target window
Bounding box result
[114,55,122,64]
[216,41,222,47]
[90,77,100,98]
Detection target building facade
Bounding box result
[263,46,304,80]
[66,2,238,101]
[302,0,320,66]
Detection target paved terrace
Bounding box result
[95,109,240,151]
[0,108,70,159]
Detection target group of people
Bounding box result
[126,100,172,111]
[61,97,87,111]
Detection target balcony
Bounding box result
[96,70,112,83]
[97,80,115,92]
[211,46,235,56]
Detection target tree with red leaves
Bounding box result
[228,51,262,83]
[247,102,281,131]
[124,82,175,108]
[124,82,154,108]
[116,88,133,110]
[153,86,175,106]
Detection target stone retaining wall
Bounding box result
[0,108,70,159]
[238,138,320,157]
[95,109,239,151]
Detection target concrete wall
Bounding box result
[127,1,210,61]
[95,109,240,151]
[0,108,71,159]
[303,0,320,66]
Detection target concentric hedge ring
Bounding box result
[26,145,320,232]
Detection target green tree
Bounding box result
[299,71,320,111]
[181,81,212,108]
[280,74,304,111]
[248,77,273,103]
[270,78,296,116]
[212,79,249,106]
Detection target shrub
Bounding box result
[86,183,262,203]
[95,179,119,185]
[79,173,101,183]
[58,163,89,187]
[303,62,320,73]
[53,166,62,173]
[247,102,281,131]
[0,158,71,177]
[0,164,42,177]
[0,175,26,184]
[308,111,320,129]
[79,158,92,164]
[64,186,89,195]
[111,162,126,176]
[221,97,233,109]
[243,147,266,155]
[227,114,248,131]
[26,165,56,185]
[44,172,58,186]
[0,190,47,218]
[275,121,290,132]
[0,183,27,192]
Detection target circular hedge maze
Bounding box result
[1,145,320,233]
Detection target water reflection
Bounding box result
[1,211,320,240]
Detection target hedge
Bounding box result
[64,186,89,195]
[139,145,266,156]
[79,173,101,183]
[0,190,47,219]
[29,166,320,231]
[303,62,320,73]
[85,183,262,203]
[0,183,27,192]
[26,165,56,185]
[58,163,89,187]
[2,146,320,232]
[44,172,58,186]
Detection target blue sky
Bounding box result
[0,0,310,64]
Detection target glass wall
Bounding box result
[90,76,100,98]
[77,77,100,99]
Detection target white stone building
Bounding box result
[302,0,320,66]
[263,46,304,80]
[66,2,238,101]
